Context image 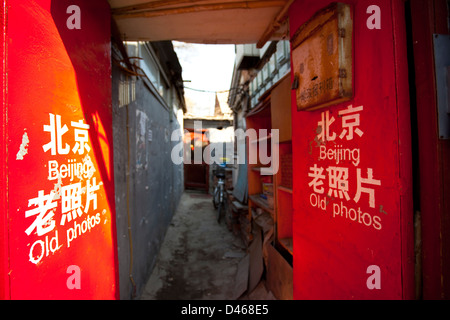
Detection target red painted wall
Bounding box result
[1,0,118,299]
[289,0,414,299]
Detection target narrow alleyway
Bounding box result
[141,191,257,300]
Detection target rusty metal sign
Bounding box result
[291,2,353,111]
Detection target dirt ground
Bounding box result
[140,191,248,300]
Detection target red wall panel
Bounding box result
[1,0,118,299]
[289,0,413,299]
[0,0,8,300]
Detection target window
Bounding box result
[124,41,174,107]
[139,43,160,89]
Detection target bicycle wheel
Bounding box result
[212,187,219,209]
[217,202,223,223]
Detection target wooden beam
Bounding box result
[256,0,294,48]
[112,0,203,15]
[113,1,287,19]
[112,0,284,14]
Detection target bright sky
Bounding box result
[173,42,236,116]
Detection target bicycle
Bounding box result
[212,163,226,223]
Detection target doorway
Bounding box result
[184,128,210,192]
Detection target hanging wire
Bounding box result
[183,86,244,94]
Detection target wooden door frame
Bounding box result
[409,0,450,299]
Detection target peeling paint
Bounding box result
[16,131,29,160]
[81,154,96,179]
[52,173,63,201]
